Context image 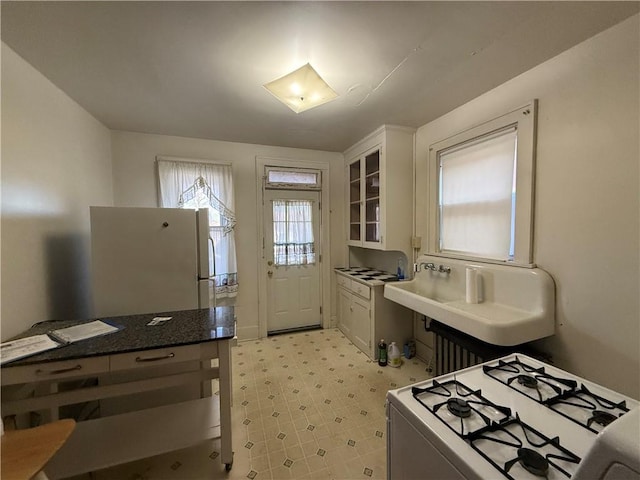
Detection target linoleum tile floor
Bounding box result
[69,328,432,480]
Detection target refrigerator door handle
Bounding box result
[196,209,211,278]
[197,237,215,281]
[209,236,216,277]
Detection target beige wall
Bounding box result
[414,15,639,398]
[1,44,114,340]
[0,42,345,343]
[110,131,344,339]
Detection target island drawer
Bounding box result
[110,344,201,372]
[1,356,109,385]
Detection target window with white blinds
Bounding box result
[429,101,537,265]
[439,127,517,260]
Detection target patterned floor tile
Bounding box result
[65,328,431,480]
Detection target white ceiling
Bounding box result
[2,2,638,152]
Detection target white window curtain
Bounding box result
[439,128,517,260]
[273,200,315,266]
[157,159,238,300]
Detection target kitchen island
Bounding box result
[1,307,236,478]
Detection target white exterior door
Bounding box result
[264,190,321,333]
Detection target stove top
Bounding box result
[334,267,398,284]
[387,354,640,480]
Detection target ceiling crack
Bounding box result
[356,45,422,107]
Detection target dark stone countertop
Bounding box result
[2,307,236,367]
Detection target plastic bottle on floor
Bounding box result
[388,342,401,368]
[378,339,388,366]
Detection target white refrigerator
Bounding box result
[90,206,215,318]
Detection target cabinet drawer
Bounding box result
[110,344,201,372]
[351,281,371,300]
[336,274,351,289]
[1,356,109,385]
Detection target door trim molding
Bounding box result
[255,156,331,338]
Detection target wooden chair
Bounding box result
[1,418,76,480]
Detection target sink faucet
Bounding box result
[420,262,437,271]
[437,265,451,274]
[418,262,451,274]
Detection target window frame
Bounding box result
[427,100,538,266]
[265,166,321,190]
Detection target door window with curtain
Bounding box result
[272,199,315,266]
[157,158,238,301]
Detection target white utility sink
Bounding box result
[384,255,555,346]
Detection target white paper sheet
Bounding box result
[0,334,62,365]
[48,320,120,344]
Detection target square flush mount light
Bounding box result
[263,63,338,114]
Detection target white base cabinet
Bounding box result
[336,273,413,360]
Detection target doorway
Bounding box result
[264,189,321,334]
[256,158,331,339]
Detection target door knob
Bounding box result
[267,260,273,266]
[268,270,273,277]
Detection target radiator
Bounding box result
[434,333,487,376]
[430,320,515,376]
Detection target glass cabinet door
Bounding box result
[349,161,361,241]
[344,126,414,252]
[364,150,380,243]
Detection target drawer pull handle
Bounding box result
[135,353,175,362]
[36,365,82,375]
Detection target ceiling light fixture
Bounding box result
[263,63,338,114]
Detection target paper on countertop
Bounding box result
[48,320,120,344]
[147,316,173,326]
[0,334,62,365]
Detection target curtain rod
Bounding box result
[156,155,232,167]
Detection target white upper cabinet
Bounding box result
[344,125,415,252]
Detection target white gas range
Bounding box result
[387,354,639,480]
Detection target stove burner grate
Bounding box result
[484,356,578,404]
[484,357,631,434]
[468,414,581,480]
[412,379,511,438]
[548,383,629,433]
